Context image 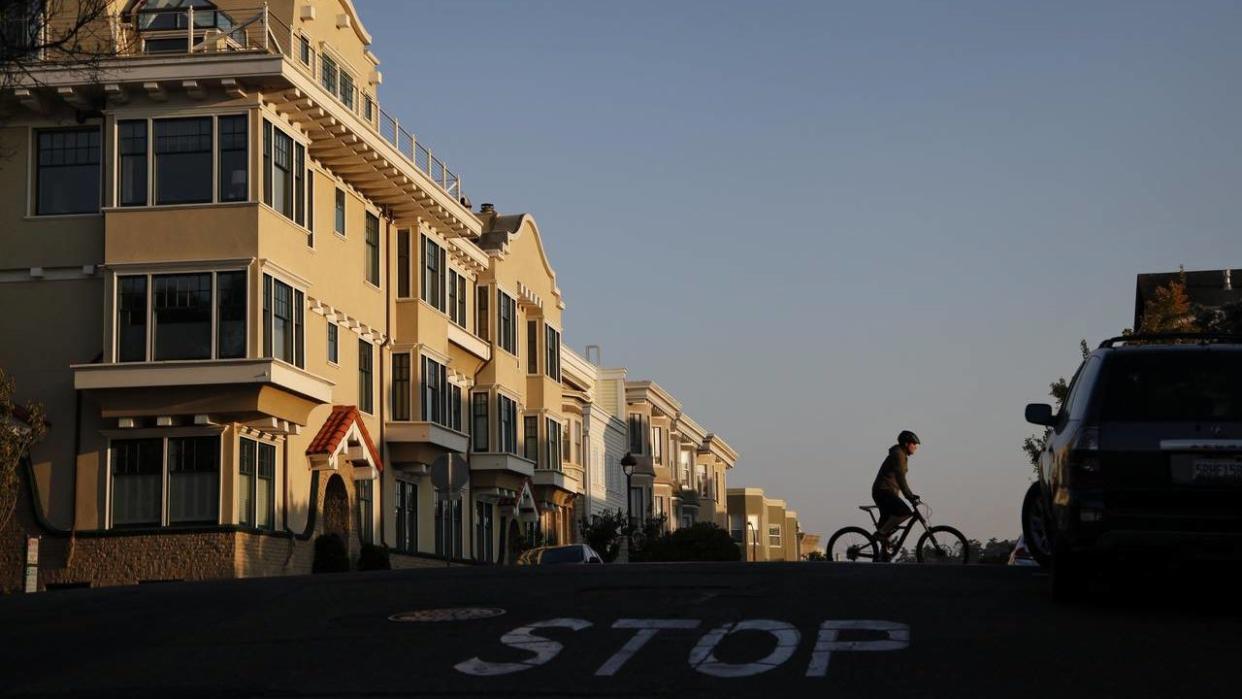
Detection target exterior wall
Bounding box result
[784,514,800,561]
[727,489,769,562]
[766,500,787,561]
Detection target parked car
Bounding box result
[1007,536,1040,567]
[1024,333,1242,600]
[515,544,605,566]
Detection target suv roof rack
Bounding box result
[1098,332,1242,349]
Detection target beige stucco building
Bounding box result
[726,487,801,562]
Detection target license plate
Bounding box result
[1192,460,1242,484]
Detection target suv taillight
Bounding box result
[1069,426,1102,475]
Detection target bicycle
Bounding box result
[826,501,970,564]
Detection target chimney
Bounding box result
[479,202,494,214]
[585,344,602,366]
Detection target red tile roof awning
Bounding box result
[306,405,383,472]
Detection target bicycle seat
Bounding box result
[858,505,879,512]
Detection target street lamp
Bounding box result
[747,521,758,562]
[621,452,636,530]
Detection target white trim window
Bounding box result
[447,268,467,328]
[544,325,561,381]
[34,126,101,215]
[497,290,517,355]
[420,354,448,426]
[769,524,782,547]
[110,435,221,528]
[365,212,380,286]
[545,417,562,471]
[650,426,663,465]
[115,269,247,363]
[238,437,276,529]
[498,393,518,454]
[471,391,489,452]
[358,339,374,413]
[421,234,445,311]
[262,273,304,368]
[391,352,411,421]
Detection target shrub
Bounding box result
[312,533,349,573]
[357,543,391,571]
[638,522,741,562]
[580,509,627,562]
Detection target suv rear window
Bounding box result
[1100,352,1242,421]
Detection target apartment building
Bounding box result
[726,487,801,562]
[560,347,628,521]
[625,380,736,531]
[0,0,579,586]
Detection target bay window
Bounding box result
[111,435,221,528]
[397,229,411,298]
[116,270,247,362]
[217,114,248,202]
[448,269,466,327]
[263,119,306,225]
[117,115,248,208]
[422,234,445,310]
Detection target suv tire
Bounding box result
[1021,482,1052,568]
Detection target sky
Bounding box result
[361,0,1242,542]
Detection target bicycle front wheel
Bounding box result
[827,526,881,563]
[915,526,970,564]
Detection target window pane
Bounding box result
[272,128,292,217]
[357,479,372,543]
[167,435,220,524]
[111,438,162,526]
[524,415,538,463]
[294,289,304,368]
[321,54,337,95]
[262,121,272,205]
[153,273,212,360]
[217,115,247,202]
[472,393,488,452]
[341,71,355,109]
[118,121,147,207]
[257,442,275,529]
[476,286,489,341]
[216,271,246,359]
[294,143,304,224]
[154,118,212,205]
[239,438,256,527]
[392,353,410,420]
[271,279,292,363]
[365,213,379,285]
[36,128,100,214]
[117,275,147,362]
[359,340,373,412]
[327,322,338,363]
[397,229,410,297]
[527,320,538,373]
[334,188,345,234]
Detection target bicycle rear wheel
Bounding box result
[915,525,970,564]
[827,526,881,563]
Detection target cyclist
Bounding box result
[872,430,922,554]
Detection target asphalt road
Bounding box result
[0,562,1238,698]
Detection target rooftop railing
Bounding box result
[112,3,466,205]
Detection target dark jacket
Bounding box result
[872,445,915,501]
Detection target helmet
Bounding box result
[898,430,921,446]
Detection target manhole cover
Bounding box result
[389,607,506,623]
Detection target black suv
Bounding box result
[1023,334,1242,600]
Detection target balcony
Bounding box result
[470,453,535,479]
[72,358,333,426]
[386,421,468,466]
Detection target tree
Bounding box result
[1138,269,1198,334]
[804,550,826,562]
[1,0,115,93]
[0,368,48,534]
[1021,339,1088,475]
[636,523,741,562]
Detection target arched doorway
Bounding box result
[323,474,350,542]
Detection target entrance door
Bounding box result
[323,474,350,542]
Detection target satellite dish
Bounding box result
[430,453,469,493]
